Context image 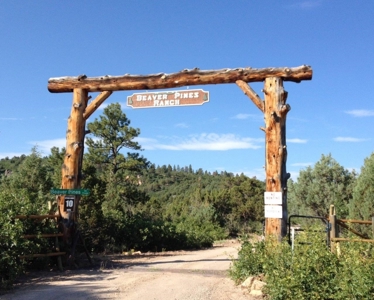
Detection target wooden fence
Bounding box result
[14,213,65,270]
[329,205,374,255]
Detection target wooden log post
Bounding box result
[329,205,339,254]
[58,88,88,224]
[263,77,290,240]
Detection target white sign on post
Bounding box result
[264,192,283,205]
[264,205,283,219]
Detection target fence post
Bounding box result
[330,205,337,254]
[291,227,295,251]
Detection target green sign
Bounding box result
[50,189,90,196]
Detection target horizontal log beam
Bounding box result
[332,238,374,243]
[20,252,66,259]
[48,65,312,93]
[14,214,58,220]
[22,233,64,239]
[336,220,369,239]
[336,219,372,225]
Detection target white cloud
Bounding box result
[97,102,109,110]
[136,133,263,151]
[237,169,266,181]
[0,152,28,159]
[287,138,307,144]
[345,110,374,117]
[233,114,250,120]
[291,162,313,167]
[175,123,189,128]
[346,167,359,174]
[97,102,130,110]
[211,167,265,181]
[333,137,369,142]
[0,117,22,121]
[232,113,262,120]
[29,138,66,155]
[288,171,301,181]
[288,1,322,9]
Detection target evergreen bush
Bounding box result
[231,231,374,299]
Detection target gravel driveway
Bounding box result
[1,241,256,300]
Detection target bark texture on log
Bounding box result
[83,91,112,120]
[236,80,264,112]
[48,65,312,93]
[263,77,289,240]
[58,89,88,221]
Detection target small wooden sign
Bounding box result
[127,89,209,109]
[264,205,283,219]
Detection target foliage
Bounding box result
[229,239,266,283]
[0,155,26,176]
[141,166,265,237]
[288,154,356,220]
[231,231,374,299]
[0,189,26,289]
[81,103,149,251]
[8,147,53,204]
[45,146,65,189]
[0,149,61,288]
[349,152,374,236]
[86,102,147,177]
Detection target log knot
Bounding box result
[280,104,291,115]
[73,142,82,151]
[77,74,87,81]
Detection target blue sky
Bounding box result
[1,1,374,180]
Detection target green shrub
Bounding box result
[231,232,374,299]
[0,189,27,289]
[0,182,57,289]
[229,239,266,283]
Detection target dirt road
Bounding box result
[2,241,255,300]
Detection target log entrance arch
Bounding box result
[48,65,312,249]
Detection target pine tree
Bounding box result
[288,154,356,218]
[83,103,149,249]
[349,152,374,235]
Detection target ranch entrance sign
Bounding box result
[48,65,312,258]
[127,89,209,108]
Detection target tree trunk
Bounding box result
[59,89,87,219]
[263,77,289,240]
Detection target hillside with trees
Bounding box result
[2,103,374,290]
[0,104,265,288]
